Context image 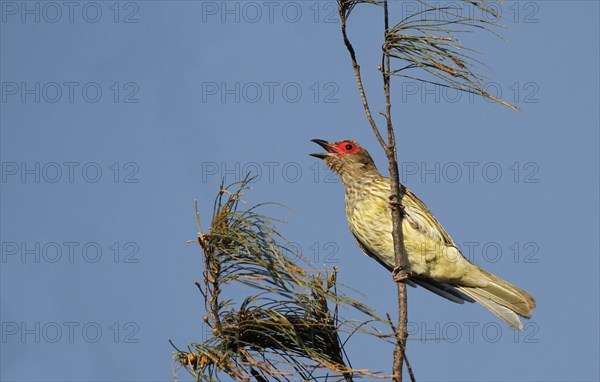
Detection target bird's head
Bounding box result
[310,139,381,184]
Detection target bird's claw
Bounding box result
[388,196,405,212]
[392,266,413,283]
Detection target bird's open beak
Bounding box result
[310,139,335,159]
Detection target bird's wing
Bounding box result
[401,185,458,247]
[351,231,395,271]
[351,231,474,304]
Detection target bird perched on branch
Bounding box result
[310,139,536,330]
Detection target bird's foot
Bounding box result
[392,266,413,283]
[388,196,406,214]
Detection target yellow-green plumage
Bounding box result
[311,139,536,330]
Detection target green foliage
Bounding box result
[341,0,519,111]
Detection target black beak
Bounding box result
[310,139,334,159]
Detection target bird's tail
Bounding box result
[456,270,536,331]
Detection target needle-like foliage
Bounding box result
[341,0,518,111]
[173,177,392,381]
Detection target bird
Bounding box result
[310,139,536,330]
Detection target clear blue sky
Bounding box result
[1,1,599,381]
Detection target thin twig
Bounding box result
[339,8,386,150]
[194,280,208,301]
[405,353,416,382]
[385,314,416,382]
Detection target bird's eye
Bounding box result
[345,144,353,151]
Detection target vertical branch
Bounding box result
[199,189,225,336]
[382,1,412,379]
[201,239,223,335]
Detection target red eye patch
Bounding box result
[333,141,360,154]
